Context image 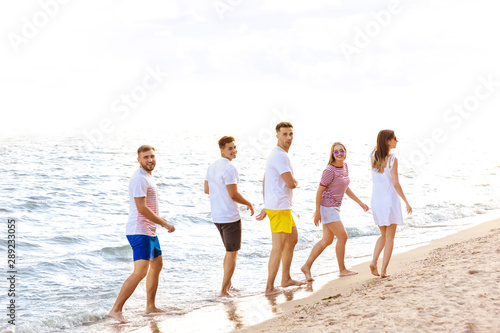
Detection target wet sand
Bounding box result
[238,218,500,332]
[80,218,499,332]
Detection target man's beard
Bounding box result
[141,162,155,171]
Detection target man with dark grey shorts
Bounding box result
[205,136,254,297]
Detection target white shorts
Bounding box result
[320,205,341,224]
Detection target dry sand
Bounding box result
[238,219,500,333]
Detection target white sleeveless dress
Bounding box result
[371,153,403,226]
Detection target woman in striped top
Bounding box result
[301,142,369,281]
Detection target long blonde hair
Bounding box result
[328,142,347,165]
[372,130,394,173]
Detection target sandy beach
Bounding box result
[238,218,500,333]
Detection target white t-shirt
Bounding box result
[264,146,294,210]
[205,157,241,223]
[126,168,159,236]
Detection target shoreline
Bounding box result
[67,215,500,333]
[237,217,500,332]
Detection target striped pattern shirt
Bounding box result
[126,168,159,236]
[320,163,350,207]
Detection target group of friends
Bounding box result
[108,122,412,324]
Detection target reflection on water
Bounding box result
[3,133,500,333]
[223,300,244,330]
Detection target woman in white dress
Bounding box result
[370,130,412,277]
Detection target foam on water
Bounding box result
[1,132,499,332]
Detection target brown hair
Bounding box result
[372,130,395,173]
[275,122,293,133]
[137,145,155,156]
[328,142,347,165]
[218,136,235,149]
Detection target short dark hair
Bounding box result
[137,145,155,156]
[275,122,293,133]
[218,136,235,149]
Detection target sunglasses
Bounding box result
[393,136,398,141]
[333,150,345,156]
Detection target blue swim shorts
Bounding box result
[126,235,162,261]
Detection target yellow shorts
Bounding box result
[265,209,296,234]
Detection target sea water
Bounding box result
[1,131,499,333]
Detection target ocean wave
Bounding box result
[406,202,499,228]
[178,215,212,225]
[346,226,379,237]
[8,133,500,333]
[16,308,108,333]
[95,244,131,261]
[239,248,269,259]
[48,235,88,245]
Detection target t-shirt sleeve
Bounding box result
[130,176,148,198]
[275,153,292,175]
[320,167,334,187]
[223,165,239,185]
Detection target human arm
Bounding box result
[256,209,266,220]
[134,197,175,232]
[204,180,209,194]
[281,171,298,189]
[345,187,369,212]
[390,158,412,214]
[314,185,326,226]
[226,184,254,216]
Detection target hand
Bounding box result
[406,203,412,215]
[247,204,255,216]
[359,202,369,212]
[162,219,175,233]
[166,223,175,233]
[255,208,267,221]
[313,210,321,226]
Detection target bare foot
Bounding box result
[381,272,391,278]
[219,291,234,298]
[339,269,358,276]
[281,279,306,288]
[229,286,241,292]
[145,307,166,314]
[265,287,283,296]
[108,311,128,323]
[301,265,314,281]
[369,263,380,276]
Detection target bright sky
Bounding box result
[1,0,499,143]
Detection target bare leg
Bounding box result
[108,260,150,323]
[146,255,164,313]
[327,222,357,276]
[221,251,238,297]
[370,226,386,276]
[381,224,397,277]
[281,227,304,287]
[301,224,334,281]
[266,232,286,295]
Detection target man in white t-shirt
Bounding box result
[109,145,175,323]
[256,122,305,295]
[205,136,254,297]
